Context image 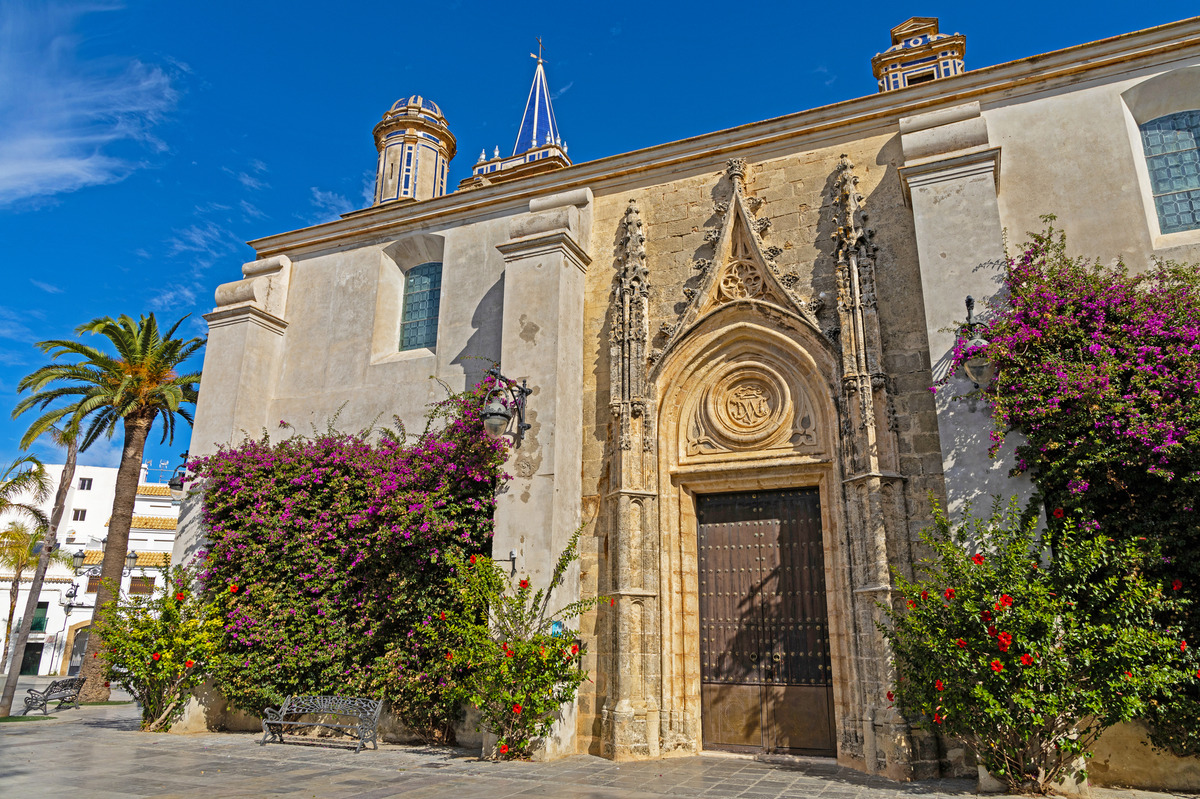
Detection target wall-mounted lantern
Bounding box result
[168,450,189,500]
[481,366,533,446]
[960,295,994,389]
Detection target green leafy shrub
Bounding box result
[446,528,603,759]
[95,566,221,731]
[882,499,1196,793]
[946,220,1200,755]
[192,381,507,721]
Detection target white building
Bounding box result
[0,463,180,677]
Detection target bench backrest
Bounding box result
[280,695,382,721]
[46,677,86,696]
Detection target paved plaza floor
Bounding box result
[1,691,1196,799]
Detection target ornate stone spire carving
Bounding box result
[610,200,651,451]
[653,158,819,364]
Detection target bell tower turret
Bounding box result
[372,95,456,205]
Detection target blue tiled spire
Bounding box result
[512,53,561,156]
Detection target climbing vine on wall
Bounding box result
[948,219,1200,756]
[192,380,508,721]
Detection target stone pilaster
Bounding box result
[173,257,291,568]
[898,102,1030,516]
[493,188,593,759]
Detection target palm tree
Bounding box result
[0,456,51,677]
[0,428,78,715]
[0,522,71,672]
[13,314,203,702]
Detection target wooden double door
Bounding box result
[698,488,835,755]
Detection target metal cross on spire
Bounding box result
[531,37,546,64]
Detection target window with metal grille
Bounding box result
[72,509,86,521]
[129,576,155,595]
[78,477,92,490]
[87,576,101,593]
[399,262,442,351]
[1140,110,1200,234]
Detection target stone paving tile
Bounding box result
[3,702,1198,799]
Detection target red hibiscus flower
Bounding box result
[470,555,477,564]
[956,638,967,649]
[519,579,530,589]
[981,610,992,623]
[185,659,195,668]
[505,649,514,658]
[886,691,894,702]
[229,584,239,593]
[1020,654,1033,666]
[1053,508,1064,518]
[498,743,509,754]
[610,598,616,606]
[933,711,943,725]
[446,652,454,660]
[1182,641,1188,652]
[944,588,956,600]
[1000,594,1013,607]
[971,553,984,566]
[1173,580,1183,591]
[906,599,916,609]
[997,632,1012,647]
[151,652,161,661]
[935,679,944,692]
[176,592,186,602]
[987,625,997,638]
[512,703,522,714]
[570,644,579,655]
[440,611,446,620]
[1124,671,1132,679]
[991,660,1004,672]
[920,590,929,601]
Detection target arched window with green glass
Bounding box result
[1140,110,1200,234]
[399,261,442,351]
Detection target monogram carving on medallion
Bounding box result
[726,382,771,427]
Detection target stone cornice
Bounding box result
[496,231,592,272]
[247,17,1200,259]
[898,148,1002,206]
[204,305,288,335]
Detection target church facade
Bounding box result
[177,17,1200,781]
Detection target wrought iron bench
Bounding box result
[22,676,86,715]
[260,695,383,753]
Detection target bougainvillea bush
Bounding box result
[95,566,221,731]
[883,499,1195,793]
[948,220,1200,755]
[191,382,508,724]
[446,527,603,759]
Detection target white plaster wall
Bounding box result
[984,56,1200,268]
[265,216,510,438]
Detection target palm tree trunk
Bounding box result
[77,415,151,704]
[0,438,78,716]
[1,574,21,672]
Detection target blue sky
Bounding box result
[0,1,1189,476]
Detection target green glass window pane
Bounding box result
[400,262,442,351]
[1140,110,1200,235]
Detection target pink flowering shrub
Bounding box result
[883,499,1195,793]
[191,380,508,722]
[948,219,1200,755]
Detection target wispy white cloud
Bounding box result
[550,81,574,101]
[166,221,241,259]
[30,279,62,294]
[0,307,36,341]
[148,283,199,311]
[239,199,266,220]
[223,166,268,191]
[0,2,178,207]
[309,187,353,222]
[249,159,268,173]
